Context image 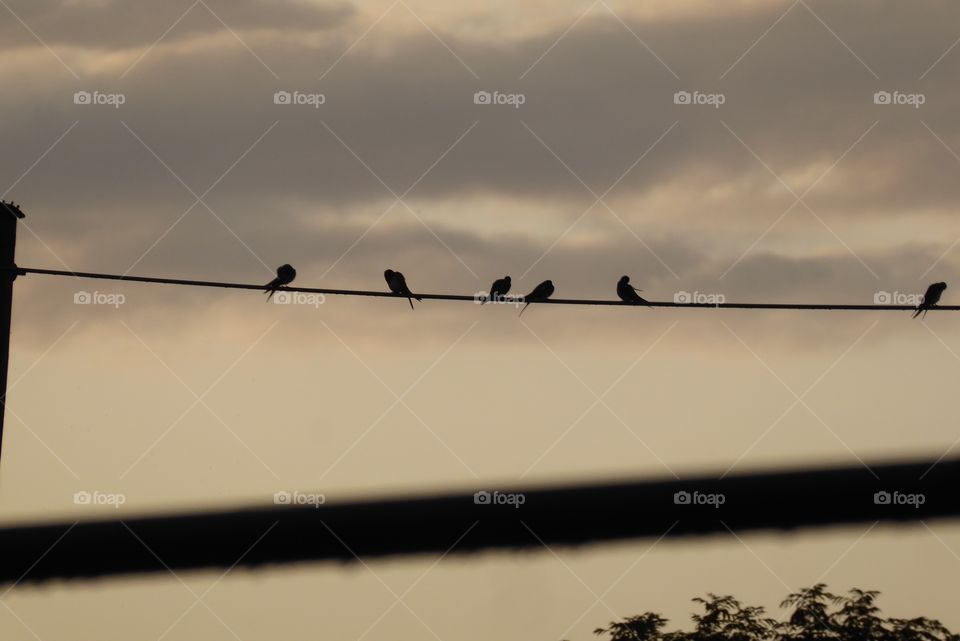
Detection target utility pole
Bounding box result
[0,201,24,461]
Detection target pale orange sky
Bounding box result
[0,0,959,639]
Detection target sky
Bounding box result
[1,0,960,639]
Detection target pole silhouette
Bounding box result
[0,202,23,461]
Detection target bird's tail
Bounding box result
[635,294,654,309]
[264,278,280,301]
[407,296,415,310]
[633,288,654,309]
[912,306,923,319]
[519,301,531,317]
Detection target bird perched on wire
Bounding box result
[519,280,554,317]
[483,276,511,305]
[913,282,947,318]
[384,269,422,310]
[264,264,296,301]
[616,275,653,308]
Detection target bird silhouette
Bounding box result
[1,201,24,219]
[384,269,422,310]
[264,264,296,301]
[913,282,947,318]
[617,275,653,308]
[519,280,554,317]
[484,276,511,305]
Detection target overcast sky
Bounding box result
[0,0,959,639]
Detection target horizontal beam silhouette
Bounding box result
[16,268,957,311]
[0,457,955,584]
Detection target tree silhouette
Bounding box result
[586,586,957,641]
[779,583,836,640]
[691,594,777,641]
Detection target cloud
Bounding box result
[3,0,960,349]
[0,0,354,50]
[2,0,959,216]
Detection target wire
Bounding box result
[0,456,955,583]
[16,267,956,311]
